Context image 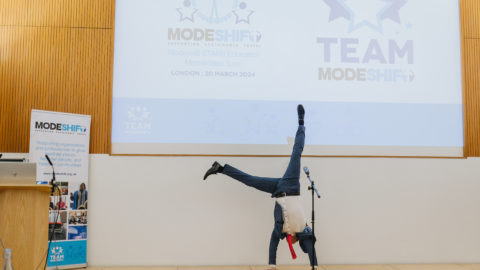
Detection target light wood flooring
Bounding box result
[80,264,480,270]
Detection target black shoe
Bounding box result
[203,161,223,180]
[297,104,305,125]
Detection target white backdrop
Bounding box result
[6,153,480,265]
[86,155,480,266]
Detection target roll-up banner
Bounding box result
[29,109,91,269]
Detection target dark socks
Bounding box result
[297,104,305,126]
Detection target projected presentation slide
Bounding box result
[112,0,463,156]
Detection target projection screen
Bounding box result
[111,0,463,157]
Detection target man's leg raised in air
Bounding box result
[273,105,305,197]
[203,162,280,195]
[282,124,305,180]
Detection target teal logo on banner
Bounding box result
[47,240,87,267]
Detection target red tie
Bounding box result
[286,234,297,259]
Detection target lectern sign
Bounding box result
[29,109,91,269]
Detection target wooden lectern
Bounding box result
[0,184,50,269]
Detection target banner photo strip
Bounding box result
[29,109,91,269]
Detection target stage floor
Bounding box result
[82,265,480,270]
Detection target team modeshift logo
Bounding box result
[317,0,414,83]
[125,106,151,135]
[50,246,64,262]
[168,0,261,46]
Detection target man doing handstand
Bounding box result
[203,105,318,269]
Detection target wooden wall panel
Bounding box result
[1,0,480,156]
[463,40,480,156]
[0,0,113,28]
[71,0,114,28]
[461,0,480,39]
[69,29,113,153]
[0,27,68,152]
[0,0,114,153]
[0,0,71,27]
[461,0,480,156]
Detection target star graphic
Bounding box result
[51,246,63,254]
[177,0,198,22]
[232,2,254,24]
[381,0,407,23]
[322,0,407,33]
[322,0,351,22]
[344,0,389,32]
[128,107,150,121]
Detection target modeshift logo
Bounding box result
[35,122,87,134]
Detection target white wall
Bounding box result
[85,154,480,266]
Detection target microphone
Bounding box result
[45,154,53,166]
[45,154,56,192]
[303,166,321,199]
[303,166,310,176]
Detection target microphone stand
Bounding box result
[304,168,320,270]
[44,155,58,270]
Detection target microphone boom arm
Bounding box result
[306,175,321,198]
